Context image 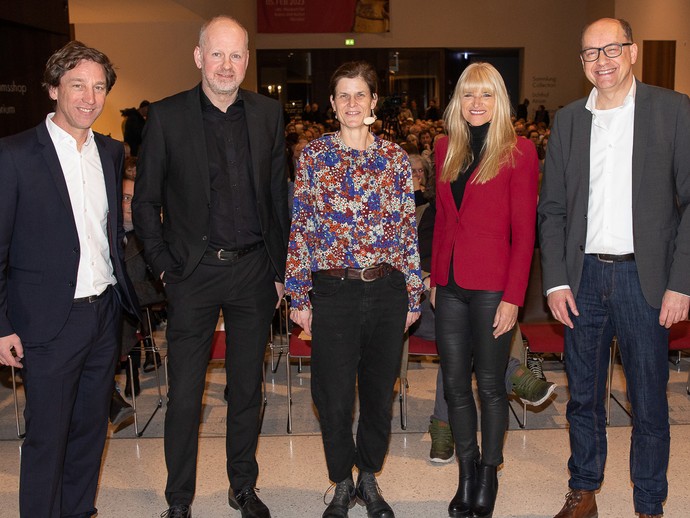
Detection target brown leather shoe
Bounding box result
[553,489,598,518]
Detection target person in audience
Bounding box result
[122,171,166,388]
[133,15,288,518]
[0,41,139,517]
[430,62,539,518]
[516,98,530,121]
[424,99,442,121]
[286,60,423,518]
[539,18,690,518]
[533,104,550,127]
[122,99,149,156]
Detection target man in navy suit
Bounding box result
[0,41,138,517]
[539,18,690,518]
[133,15,288,518]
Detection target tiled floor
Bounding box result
[3,426,690,517]
[2,347,690,517]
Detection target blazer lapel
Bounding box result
[242,90,263,196]
[631,80,649,208]
[572,102,593,214]
[187,85,212,202]
[36,124,75,217]
[95,133,118,217]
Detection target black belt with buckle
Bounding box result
[73,285,111,304]
[591,253,635,263]
[204,242,263,262]
[319,263,394,282]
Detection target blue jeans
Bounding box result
[565,255,669,515]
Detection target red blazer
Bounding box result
[430,136,539,306]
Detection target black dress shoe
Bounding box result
[228,487,271,518]
[355,472,394,518]
[144,350,162,372]
[323,476,356,517]
[160,504,191,517]
[109,390,134,426]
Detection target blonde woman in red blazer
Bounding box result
[430,63,539,518]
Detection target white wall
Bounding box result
[616,0,690,95]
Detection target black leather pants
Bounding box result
[435,272,511,466]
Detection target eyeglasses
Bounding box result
[580,42,633,62]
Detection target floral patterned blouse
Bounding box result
[285,132,423,312]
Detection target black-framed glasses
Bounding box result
[580,42,633,62]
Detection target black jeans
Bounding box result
[435,272,511,466]
[311,269,408,483]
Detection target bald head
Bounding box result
[199,16,248,51]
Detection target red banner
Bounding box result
[257,0,389,33]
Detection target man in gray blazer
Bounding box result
[133,15,288,518]
[539,18,690,518]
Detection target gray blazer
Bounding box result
[538,80,690,308]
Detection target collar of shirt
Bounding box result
[45,113,95,150]
[585,78,636,114]
[199,87,244,114]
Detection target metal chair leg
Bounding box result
[286,350,293,434]
[128,307,165,437]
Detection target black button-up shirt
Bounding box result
[201,90,262,250]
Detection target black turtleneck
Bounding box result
[451,122,490,210]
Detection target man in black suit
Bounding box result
[0,41,138,517]
[539,18,690,518]
[133,15,288,518]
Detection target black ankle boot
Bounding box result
[323,476,356,518]
[448,458,477,517]
[355,471,394,518]
[471,464,498,518]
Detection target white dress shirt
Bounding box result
[584,81,636,255]
[46,114,116,298]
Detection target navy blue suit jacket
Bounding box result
[0,121,139,343]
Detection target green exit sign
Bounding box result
[345,39,355,46]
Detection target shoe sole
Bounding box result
[429,454,455,464]
[520,382,557,407]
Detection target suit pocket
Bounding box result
[8,267,43,285]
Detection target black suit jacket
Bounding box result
[132,85,289,283]
[538,80,690,307]
[0,122,139,343]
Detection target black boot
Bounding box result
[355,471,394,518]
[448,458,477,517]
[471,464,498,518]
[109,389,134,426]
[323,476,356,518]
[143,347,162,373]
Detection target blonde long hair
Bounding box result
[441,62,516,184]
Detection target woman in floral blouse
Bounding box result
[286,61,422,518]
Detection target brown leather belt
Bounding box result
[73,285,111,304]
[590,253,635,263]
[318,263,394,282]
